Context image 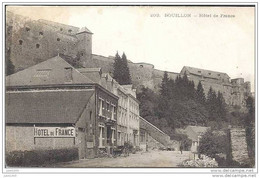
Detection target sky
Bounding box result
[7,6,255,91]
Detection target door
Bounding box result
[78,129,86,159]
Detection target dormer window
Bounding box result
[208,73,211,75]
[25,27,30,32]
[64,67,73,82]
[34,69,51,78]
[39,32,43,36]
[19,40,23,45]
[36,44,40,48]
[198,71,201,73]
[68,29,72,33]
[57,38,61,41]
[60,28,63,31]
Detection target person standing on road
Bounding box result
[180,144,183,154]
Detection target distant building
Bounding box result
[5,56,118,159]
[176,125,210,152]
[180,66,251,107]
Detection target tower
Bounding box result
[76,27,93,67]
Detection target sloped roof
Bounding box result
[6,89,95,124]
[181,66,230,80]
[77,68,102,84]
[77,68,102,73]
[185,126,210,141]
[6,56,94,87]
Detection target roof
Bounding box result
[6,89,95,124]
[185,126,210,141]
[77,68,102,73]
[181,66,230,80]
[6,56,94,87]
[77,68,102,84]
[38,19,80,31]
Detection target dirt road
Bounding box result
[58,150,191,168]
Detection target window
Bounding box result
[208,73,211,75]
[111,105,116,121]
[118,131,121,145]
[139,65,143,68]
[34,69,51,78]
[39,32,43,36]
[106,102,110,111]
[198,71,201,73]
[19,40,23,45]
[81,53,84,56]
[57,38,61,42]
[89,111,92,122]
[64,67,72,82]
[99,125,105,148]
[25,27,30,32]
[68,29,72,33]
[60,28,63,31]
[102,100,105,110]
[99,98,103,116]
[36,44,40,48]
[111,128,116,145]
[218,74,221,76]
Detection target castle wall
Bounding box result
[6,12,91,72]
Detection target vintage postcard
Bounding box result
[2,3,257,177]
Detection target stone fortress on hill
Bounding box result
[6,11,252,107]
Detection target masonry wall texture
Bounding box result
[6,11,251,107]
[6,11,92,72]
[229,128,250,164]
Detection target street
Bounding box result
[57,150,191,168]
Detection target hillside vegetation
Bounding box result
[137,71,229,137]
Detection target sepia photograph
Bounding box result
[2,2,257,176]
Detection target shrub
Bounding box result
[198,129,228,158]
[6,147,79,167]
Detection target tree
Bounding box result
[157,71,170,118]
[5,48,15,76]
[112,52,132,85]
[216,91,227,122]
[137,87,158,118]
[121,52,132,85]
[199,129,228,158]
[196,81,206,104]
[160,71,169,97]
[206,87,218,121]
[112,52,123,84]
[245,96,255,161]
